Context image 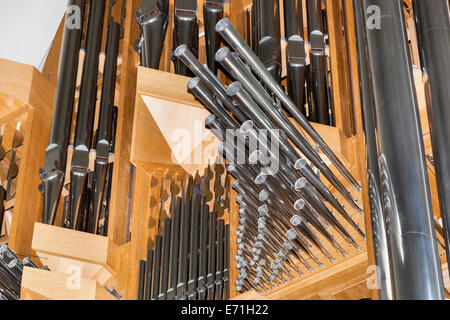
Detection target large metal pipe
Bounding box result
[308,30,328,124]
[69,0,106,230]
[306,0,323,35]
[215,18,361,191]
[284,0,304,38]
[204,0,225,75]
[413,0,450,274]
[352,0,392,300]
[361,0,444,300]
[91,21,120,235]
[41,0,87,225]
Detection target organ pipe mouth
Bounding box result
[295,158,307,170]
[227,81,242,96]
[173,44,188,58]
[215,17,231,33]
[294,199,305,211]
[187,77,201,90]
[205,114,217,126]
[295,178,307,191]
[215,46,230,62]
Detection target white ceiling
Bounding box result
[0,0,68,71]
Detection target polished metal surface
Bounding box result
[352,0,392,300]
[362,0,444,300]
[413,0,450,275]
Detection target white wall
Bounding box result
[0,0,68,71]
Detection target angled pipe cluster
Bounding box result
[174,20,365,292]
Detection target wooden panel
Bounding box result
[326,0,355,137]
[21,267,115,300]
[31,223,120,277]
[341,0,378,300]
[0,60,55,257]
[232,290,270,300]
[126,166,152,300]
[107,0,140,245]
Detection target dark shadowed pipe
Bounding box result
[172,0,198,76]
[353,0,392,300]
[361,0,444,300]
[204,0,225,74]
[137,0,169,69]
[413,0,450,275]
[284,0,304,38]
[287,35,307,116]
[308,30,328,124]
[252,0,282,82]
[41,0,87,225]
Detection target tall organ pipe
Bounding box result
[252,0,282,82]
[413,0,450,274]
[91,21,120,234]
[41,0,87,225]
[352,0,392,300]
[361,0,444,300]
[69,0,106,230]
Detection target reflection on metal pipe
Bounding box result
[353,0,392,300]
[413,0,450,275]
[361,0,444,300]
